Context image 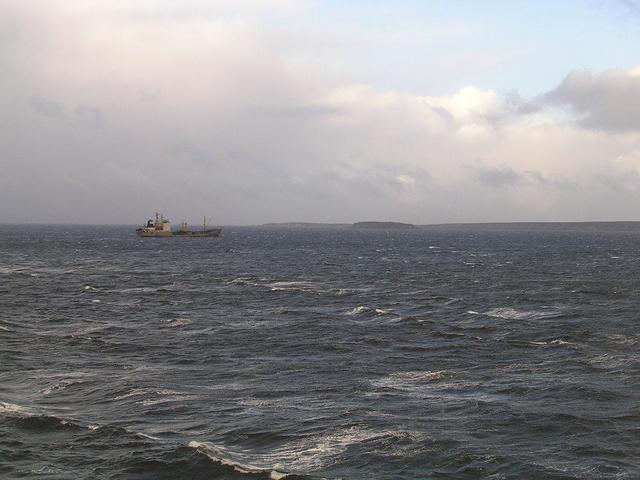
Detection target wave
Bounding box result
[72,324,125,336]
[271,426,423,472]
[112,440,318,480]
[112,387,201,408]
[38,378,88,396]
[0,401,88,435]
[267,281,316,292]
[189,441,288,478]
[119,285,179,294]
[604,334,639,346]
[164,318,192,327]
[346,306,391,316]
[228,278,317,294]
[113,387,186,401]
[0,400,169,442]
[370,370,451,390]
[483,306,567,321]
[190,426,420,476]
[228,277,363,298]
[228,277,259,286]
[525,339,576,348]
[0,401,36,417]
[2,395,328,478]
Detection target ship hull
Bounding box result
[136,228,222,238]
[173,229,222,237]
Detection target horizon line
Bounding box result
[3,220,640,227]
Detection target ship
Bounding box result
[136,213,222,238]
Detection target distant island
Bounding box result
[351,221,415,230]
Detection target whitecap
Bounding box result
[483,306,564,321]
[0,401,35,417]
[228,277,259,287]
[239,399,274,409]
[268,281,316,292]
[189,441,274,475]
[113,388,183,401]
[271,426,423,471]
[30,467,63,475]
[120,285,175,294]
[190,426,419,474]
[140,394,198,406]
[164,318,192,327]
[346,306,372,315]
[525,339,576,348]
[38,380,79,396]
[346,305,393,317]
[605,334,638,345]
[586,353,631,369]
[114,388,198,406]
[371,370,450,391]
[333,288,361,296]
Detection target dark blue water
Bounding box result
[1,223,639,479]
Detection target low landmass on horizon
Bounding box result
[352,221,416,230]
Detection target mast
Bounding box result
[203,216,206,232]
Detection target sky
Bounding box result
[1,0,640,225]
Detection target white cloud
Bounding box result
[425,86,504,124]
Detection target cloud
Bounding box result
[30,96,64,118]
[466,165,575,190]
[250,104,344,118]
[545,67,640,132]
[170,142,210,165]
[467,165,525,188]
[72,105,104,129]
[614,0,640,15]
[1,2,640,224]
[29,97,104,128]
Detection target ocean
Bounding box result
[1,223,639,479]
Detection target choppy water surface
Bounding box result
[1,223,639,479]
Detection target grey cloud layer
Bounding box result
[546,68,640,132]
[1,1,640,224]
[30,97,105,128]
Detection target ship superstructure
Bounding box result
[136,213,221,238]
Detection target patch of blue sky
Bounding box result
[263,0,640,97]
